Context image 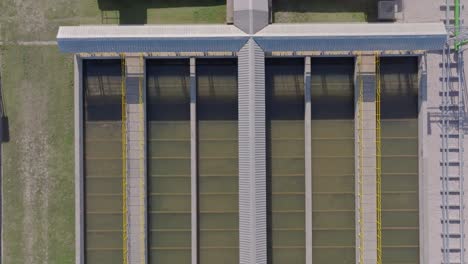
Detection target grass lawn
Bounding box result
[273,0,377,23]
[0,45,74,263]
[147,5,226,24]
[0,0,226,41]
[84,0,226,24]
[0,0,226,263]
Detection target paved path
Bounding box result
[0,41,57,46]
[125,55,146,264]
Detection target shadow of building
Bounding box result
[97,0,225,24]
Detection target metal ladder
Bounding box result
[375,53,383,264]
[441,1,466,261]
[356,53,382,264]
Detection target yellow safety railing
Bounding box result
[138,54,146,263]
[375,53,383,264]
[121,53,128,264]
[357,53,364,264]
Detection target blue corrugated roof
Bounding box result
[57,23,447,53]
[254,35,446,52]
[58,38,249,53]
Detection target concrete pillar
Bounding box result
[125,54,147,264]
[234,0,269,34]
[238,39,267,264]
[74,55,84,264]
[304,57,313,264]
[190,57,198,264]
[418,54,428,264]
[355,54,377,264]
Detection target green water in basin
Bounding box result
[147,59,191,264]
[197,59,239,264]
[266,58,356,264]
[81,56,420,264]
[310,58,355,264]
[381,57,419,264]
[267,58,306,264]
[147,59,239,264]
[83,59,123,264]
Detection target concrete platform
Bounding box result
[125,55,147,264]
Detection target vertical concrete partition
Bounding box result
[125,54,147,264]
[355,54,377,264]
[238,39,267,264]
[74,55,84,264]
[190,57,198,264]
[418,55,428,264]
[304,56,313,264]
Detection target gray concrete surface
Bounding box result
[418,55,429,264]
[226,0,234,24]
[190,58,198,264]
[304,56,312,264]
[404,0,468,263]
[234,0,269,34]
[74,55,84,264]
[399,0,444,23]
[425,50,447,264]
[424,50,467,264]
[125,55,147,264]
[355,54,377,264]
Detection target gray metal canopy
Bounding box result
[254,23,447,52]
[57,25,249,53]
[57,23,447,53]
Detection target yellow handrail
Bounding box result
[121,53,128,264]
[375,53,383,264]
[138,54,146,263]
[357,53,364,264]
